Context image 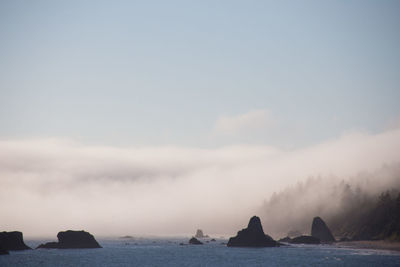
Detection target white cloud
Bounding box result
[214,109,274,134]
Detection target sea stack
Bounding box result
[0,231,31,250]
[311,217,335,242]
[227,216,278,247]
[37,230,101,249]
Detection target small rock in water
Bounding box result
[120,235,134,239]
[189,237,203,245]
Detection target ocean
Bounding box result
[1,237,400,267]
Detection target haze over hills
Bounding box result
[260,163,400,239]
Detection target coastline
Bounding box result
[335,240,400,252]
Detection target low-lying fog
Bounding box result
[1,128,400,238]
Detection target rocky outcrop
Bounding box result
[227,216,279,247]
[0,231,31,250]
[189,237,203,245]
[311,217,335,242]
[37,230,101,249]
[195,229,208,238]
[290,235,320,244]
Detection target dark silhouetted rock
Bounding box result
[189,237,203,245]
[0,246,9,255]
[227,216,279,247]
[210,238,216,242]
[0,232,31,250]
[290,235,320,244]
[37,230,101,249]
[311,217,335,242]
[278,236,292,243]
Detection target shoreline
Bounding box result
[335,240,400,252]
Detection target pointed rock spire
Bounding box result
[311,216,335,242]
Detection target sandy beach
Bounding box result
[336,240,400,252]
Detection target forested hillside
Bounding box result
[260,164,400,240]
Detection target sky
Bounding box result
[0,0,399,147]
[1,1,400,237]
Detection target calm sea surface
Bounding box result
[1,237,400,266]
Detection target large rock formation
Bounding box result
[0,231,31,250]
[37,230,101,249]
[290,235,320,244]
[189,237,203,245]
[227,216,279,247]
[311,217,335,242]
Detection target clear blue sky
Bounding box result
[1,0,399,147]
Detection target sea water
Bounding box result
[1,237,400,267]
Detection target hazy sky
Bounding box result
[1,0,399,148]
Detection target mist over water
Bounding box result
[1,128,400,238]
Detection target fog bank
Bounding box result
[1,128,400,237]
